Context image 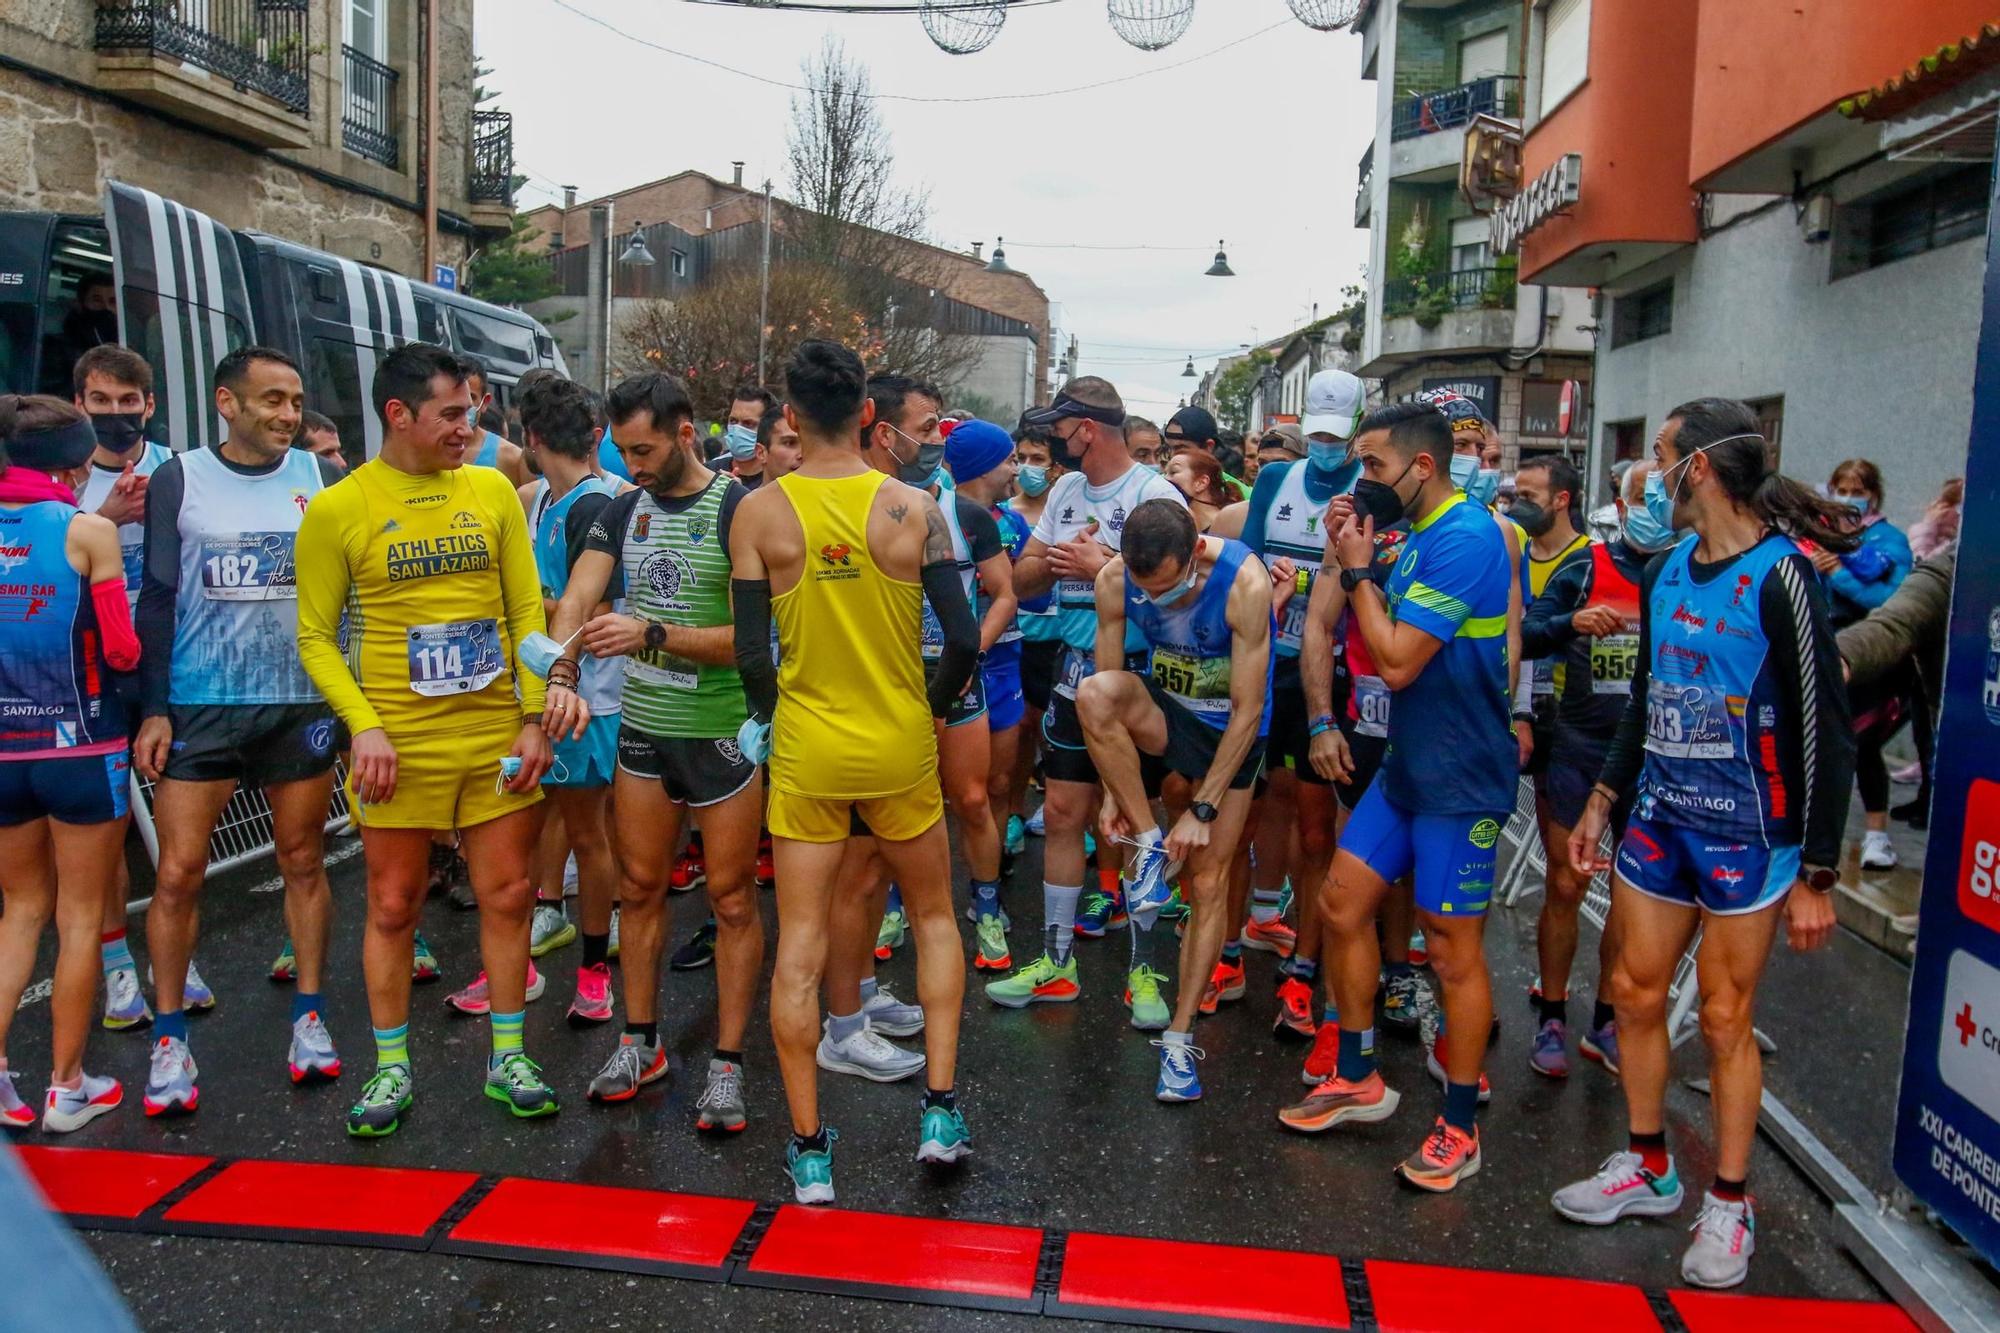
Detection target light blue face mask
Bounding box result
[1835,493,1872,513]
[1643,466,1676,532]
[1146,559,1199,608]
[518,627,584,680]
[1448,453,1500,507]
[1621,501,1673,552]
[1307,440,1348,471]
[724,423,759,461]
[1017,464,1049,496]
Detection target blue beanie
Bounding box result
[944,418,1013,484]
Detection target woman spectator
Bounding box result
[1908,476,1962,562]
[1165,447,1233,532]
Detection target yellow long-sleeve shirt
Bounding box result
[295,457,546,739]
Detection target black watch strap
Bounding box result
[1339,566,1371,594]
[1191,801,1218,823]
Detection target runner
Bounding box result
[465,360,530,485]
[300,411,349,473]
[1003,423,1067,869]
[1126,416,1163,472]
[1078,500,1272,1098]
[729,339,979,1203]
[1519,460,1665,1079]
[986,377,1185,1016]
[0,396,137,1133]
[1554,400,1852,1290]
[1276,401,1514,1194]
[723,385,778,490]
[543,372,764,1131]
[294,342,557,1138]
[130,347,344,1114]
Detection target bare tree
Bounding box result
[786,36,930,263]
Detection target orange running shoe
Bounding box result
[670,843,706,893]
[1198,958,1247,1016]
[1273,975,1317,1040]
[1396,1118,1482,1192]
[1278,1071,1401,1133]
[1303,1022,1341,1084]
[1242,916,1297,958]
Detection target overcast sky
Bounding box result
[479,0,1379,415]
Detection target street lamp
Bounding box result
[986,236,1014,274]
[1206,241,1235,277]
[620,224,655,266]
[1181,356,1196,378]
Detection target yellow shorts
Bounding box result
[349,715,543,831]
[765,778,943,845]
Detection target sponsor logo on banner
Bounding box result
[1961,780,2000,935]
[1940,950,2000,1122]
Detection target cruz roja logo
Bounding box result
[1940,950,2000,1113]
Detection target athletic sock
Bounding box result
[1443,1081,1481,1134]
[1592,998,1616,1031]
[291,991,323,1023]
[1336,1027,1377,1082]
[858,976,879,1004]
[795,1124,830,1153]
[1710,1174,1748,1203]
[624,1021,658,1047]
[1127,910,1157,970]
[1629,1130,1670,1177]
[1133,824,1162,848]
[100,928,135,978]
[373,1022,410,1070]
[489,1010,525,1063]
[715,1047,743,1066]
[971,877,1001,919]
[1162,1028,1193,1048]
[827,1008,865,1044]
[1043,882,1082,964]
[922,1086,956,1112]
[1249,887,1283,924]
[1096,863,1121,898]
[582,932,610,969]
[1537,994,1568,1025]
[1220,936,1243,964]
[1286,955,1320,984]
[155,1008,188,1043]
[884,882,904,917]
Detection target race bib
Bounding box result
[1642,676,1735,760]
[120,535,144,588]
[628,650,699,691]
[1054,647,1093,701]
[1277,582,1312,653]
[1152,648,1231,721]
[1531,655,1558,698]
[1590,632,1640,695]
[198,532,297,600]
[1353,673,1391,739]
[406,619,504,697]
[1057,577,1095,608]
[920,603,944,660]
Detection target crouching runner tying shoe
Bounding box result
[1079,498,1272,1101]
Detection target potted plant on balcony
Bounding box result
[1480,255,1518,311]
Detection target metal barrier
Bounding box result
[126,762,353,876]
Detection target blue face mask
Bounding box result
[724,423,759,461]
[1643,467,1676,532]
[1017,464,1049,497]
[1307,440,1348,471]
[1621,502,1673,552]
[1835,493,1871,513]
[1146,559,1199,608]
[1448,452,1499,506]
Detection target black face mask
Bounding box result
[90,411,146,453]
[1056,426,1088,468]
[1352,457,1417,527]
[1511,499,1554,538]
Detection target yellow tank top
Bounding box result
[769,471,935,798]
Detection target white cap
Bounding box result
[1301,369,1366,441]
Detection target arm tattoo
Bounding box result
[923,500,953,565]
[888,503,909,524]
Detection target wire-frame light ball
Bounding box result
[1287,0,1364,31]
[1106,0,1195,52]
[921,0,1008,56]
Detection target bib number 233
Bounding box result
[407,619,503,696]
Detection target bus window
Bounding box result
[36,221,115,400]
[307,337,370,468]
[448,305,536,377]
[118,285,248,449]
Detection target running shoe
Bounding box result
[1153,1038,1205,1102]
[1551,1151,1685,1225]
[874,908,907,961]
[863,983,926,1038]
[484,1053,558,1118]
[288,1010,340,1083]
[447,962,546,1016]
[1407,929,1429,967]
[1302,1023,1341,1084]
[1581,1020,1621,1075]
[962,902,1012,928]
[346,1065,413,1138]
[608,907,621,959]
[425,842,456,897]
[973,912,1012,972]
[102,966,152,1031]
[269,938,296,983]
[447,856,477,910]
[1424,1035,1492,1103]
[1160,885,1190,925]
[529,902,576,958]
[1682,1193,1755,1289]
[411,932,442,983]
[182,960,216,1011]
[816,1024,925,1082]
[562,853,579,896]
[1074,888,1128,938]
[986,953,1080,1007]
[1197,958,1246,1016]
[1279,1072,1402,1133]
[1529,1018,1570,1080]
[787,1128,838,1204]
[567,961,614,1028]
[670,919,717,971]
[1127,965,1171,1030]
[42,1072,121,1134]
[756,839,776,888]
[670,843,707,893]
[1004,814,1026,857]
[1860,829,1897,872]
[0,1071,32,1129]
[1382,969,1424,1035]
[1277,877,1295,918]
[1396,1118,1481,1192]
[1273,976,1317,1040]
[143,1036,198,1117]
[1242,917,1297,957]
[1025,804,1046,837]
[696,1058,746,1133]
[587,1037,667,1103]
[1121,835,1179,917]
[916,1103,973,1164]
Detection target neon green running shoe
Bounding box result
[874,909,907,961]
[1126,965,1171,1031]
[484,1053,559,1118]
[346,1065,413,1138]
[1158,885,1190,922]
[984,953,1080,1008]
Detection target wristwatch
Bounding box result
[643,620,667,652]
[1802,863,1839,893]
[1191,801,1218,824]
[1339,566,1372,594]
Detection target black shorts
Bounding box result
[1537,732,1616,830]
[1041,648,1153,786]
[616,725,758,807]
[161,702,342,786]
[1265,666,1330,786]
[1020,638,1063,713]
[925,659,989,729]
[1333,720,1388,813]
[1144,681,1264,790]
[1519,698,1558,778]
[0,750,131,826]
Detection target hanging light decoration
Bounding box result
[1106,0,1195,52]
[1286,0,1364,31]
[921,0,1008,55]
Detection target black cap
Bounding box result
[1020,389,1125,430]
[1165,405,1219,446]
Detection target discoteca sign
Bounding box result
[1492,153,1582,255]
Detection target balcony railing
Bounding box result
[95,0,310,115]
[1382,266,1515,319]
[1390,74,1521,142]
[1356,142,1374,224]
[470,109,514,207]
[341,45,399,168]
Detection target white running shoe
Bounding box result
[862,984,926,1038]
[817,1023,925,1082]
[1860,830,1897,871]
[1681,1192,1755,1289]
[43,1071,122,1133]
[1551,1151,1686,1225]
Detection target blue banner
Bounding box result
[1893,142,2000,1264]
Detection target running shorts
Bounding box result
[1265,668,1330,787]
[1614,810,1800,916]
[1332,720,1388,813]
[616,725,759,807]
[1144,680,1263,790]
[1340,781,1503,917]
[348,715,542,831]
[767,776,944,845]
[1520,697,1558,779]
[926,660,989,729]
[983,641,1026,733]
[1020,638,1063,713]
[1041,648,1151,786]
[0,751,130,826]
[548,713,619,789]
[161,702,341,787]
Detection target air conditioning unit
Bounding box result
[1801,194,1834,244]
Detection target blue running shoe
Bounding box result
[1153,1037,1205,1103]
[1004,815,1026,856]
[787,1127,838,1204]
[916,1102,973,1165]
[1581,1020,1621,1075]
[1121,836,1179,917]
[1074,888,1128,938]
[1025,804,1046,837]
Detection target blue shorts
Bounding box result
[0,751,131,827]
[983,641,1025,733]
[1340,781,1503,917]
[1614,811,1800,915]
[548,713,619,789]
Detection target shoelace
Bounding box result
[495,1054,543,1090]
[150,1038,188,1077]
[360,1069,407,1106]
[1690,1200,1746,1243]
[698,1067,741,1110]
[297,1013,333,1050]
[605,1042,647,1083]
[1150,1039,1205,1074]
[1423,1120,1462,1163]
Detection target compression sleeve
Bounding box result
[1596,553,1664,797]
[731,578,778,720]
[1766,554,1856,867]
[923,558,980,719]
[1520,558,1588,660]
[485,469,548,716]
[136,455,184,716]
[293,483,379,735]
[92,578,141,671]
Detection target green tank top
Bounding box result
[618,476,745,738]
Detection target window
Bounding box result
[348,0,385,62]
[1746,395,1784,472]
[1450,216,1491,273]
[1459,29,1509,82]
[1608,419,1646,464]
[1521,379,1586,437]
[1610,280,1672,347]
[1537,0,1590,119]
[670,249,688,278]
[1837,162,1992,276]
